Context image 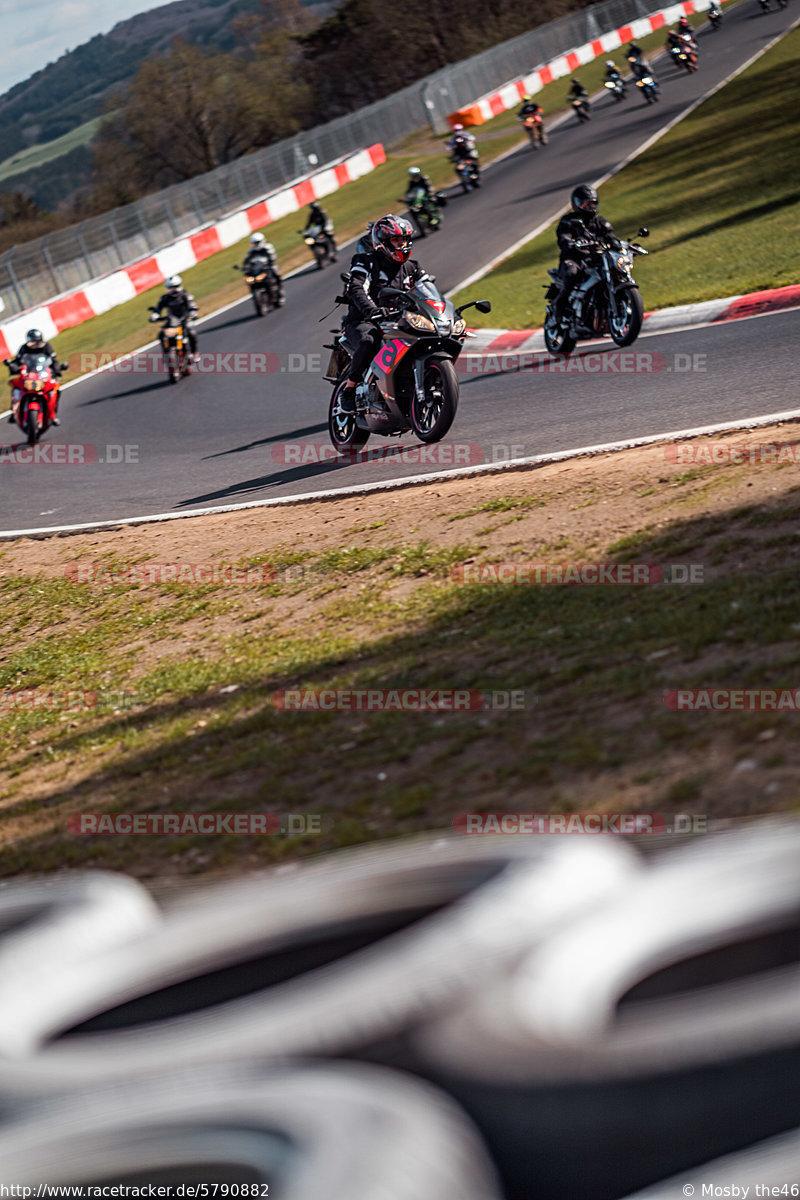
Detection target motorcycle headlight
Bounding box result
[403,312,436,333]
[452,318,467,336]
[617,253,634,269]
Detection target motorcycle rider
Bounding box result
[5,329,63,425]
[708,0,722,22]
[338,214,423,412]
[242,232,284,306]
[605,59,624,84]
[404,166,436,203]
[626,42,648,78]
[550,184,622,328]
[149,276,199,361]
[517,94,547,141]
[446,123,478,165]
[304,201,338,260]
[568,78,590,109]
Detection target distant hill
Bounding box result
[0,0,328,174]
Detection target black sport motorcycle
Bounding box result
[233,257,281,316]
[324,276,491,452]
[301,224,337,269]
[453,157,481,192]
[543,227,650,355]
[636,71,660,103]
[572,96,591,122]
[402,185,447,235]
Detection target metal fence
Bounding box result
[0,0,664,319]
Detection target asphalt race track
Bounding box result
[1,0,796,535]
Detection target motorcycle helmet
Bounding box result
[606,59,616,67]
[452,122,464,132]
[165,275,182,291]
[371,214,414,264]
[570,184,598,214]
[408,166,421,176]
[26,328,45,346]
[250,232,266,247]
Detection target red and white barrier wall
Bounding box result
[0,144,386,359]
[448,0,717,126]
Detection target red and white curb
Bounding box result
[464,284,800,356]
[0,144,385,360]
[447,0,725,127]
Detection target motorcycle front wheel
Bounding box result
[167,349,180,384]
[609,287,644,347]
[254,288,267,317]
[26,406,40,446]
[329,381,370,455]
[411,359,459,444]
[544,310,577,356]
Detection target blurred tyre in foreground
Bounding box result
[407,820,800,1200]
[0,834,636,1092]
[0,872,159,1059]
[619,1125,800,1198]
[0,1062,503,1199]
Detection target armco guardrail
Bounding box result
[0,0,707,322]
[0,146,384,359]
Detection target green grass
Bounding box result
[454,23,800,328]
[0,117,107,184]
[4,485,800,877]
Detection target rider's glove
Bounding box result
[149,313,159,323]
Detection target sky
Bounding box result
[0,0,175,94]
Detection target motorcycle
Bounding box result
[572,96,591,122]
[233,257,281,316]
[301,224,337,270]
[604,75,627,101]
[520,112,548,147]
[674,34,698,72]
[4,353,67,445]
[708,5,722,28]
[149,310,193,384]
[636,71,660,102]
[543,227,650,355]
[453,156,481,192]
[403,185,446,236]
[324,275,491,452]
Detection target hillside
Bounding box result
[0,0,328,171]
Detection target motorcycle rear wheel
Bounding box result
[411,359,459,444]
[609,287,644,347]
[329,381,370,455]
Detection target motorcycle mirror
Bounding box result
[475,300,492,314]
[60,362,69,372]
[232,265,240,271]
[638,227,650,238]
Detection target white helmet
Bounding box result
[250,232,266,247]
[453,123,464,132]
[165,275,182,290]
[606,59,616,67]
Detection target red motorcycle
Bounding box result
[4,353,67,444]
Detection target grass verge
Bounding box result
[2,424,800,880]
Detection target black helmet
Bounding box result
[26,328,44,346]
[371,214,414,264]
[570,184,598,215]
